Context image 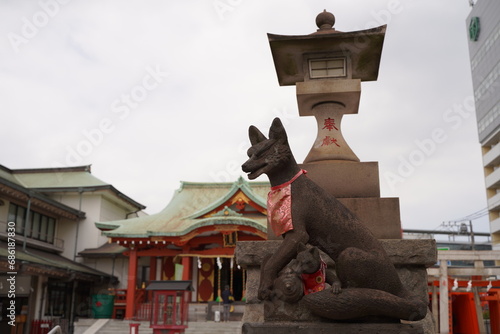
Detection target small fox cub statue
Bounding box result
[241,117,427,321]
[273,243,341,304]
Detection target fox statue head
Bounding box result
[294,242,322,275]
[241,118,298,182]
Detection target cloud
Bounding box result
[0,0,488,236]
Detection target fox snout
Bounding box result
[241,152,268,180]
[241,117,292,180]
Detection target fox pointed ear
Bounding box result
[310,247,319,257]
[249,125,267,145]
[297,242,307,253]
[269,117,288,142]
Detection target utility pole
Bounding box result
[469,220,475,251]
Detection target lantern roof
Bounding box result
[268,10,386,86]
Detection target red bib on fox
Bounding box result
[267,170,306,236]
[301,260,326,295]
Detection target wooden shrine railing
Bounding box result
[111,288,152,320]
[134,302,153,321]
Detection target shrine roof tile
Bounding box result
[1,164,145,210]
[0,241,114,280]
[97,178,270,238]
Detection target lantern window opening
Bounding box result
[309,57,346,79]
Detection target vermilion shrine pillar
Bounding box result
[125,248,138,320]
[181,248,192,281]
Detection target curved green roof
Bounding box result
[98,178,270,238]
[186,176,266,219]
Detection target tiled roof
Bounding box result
[0,164,145,210]
[0,242,114,281]
[98,177,269,238]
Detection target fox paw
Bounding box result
[258,287,273,300]
[258,280,274,300]
[331,282,341,294]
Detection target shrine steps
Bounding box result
[185,321,242,334]
[74,319,242,334]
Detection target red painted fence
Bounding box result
[30,320,52,334]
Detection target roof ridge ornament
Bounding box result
[315,9,335,32]
[236,175,248,186]
[213,206,242,217]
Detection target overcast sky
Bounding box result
[0,0,490,238]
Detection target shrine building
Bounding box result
[95,177,269,319]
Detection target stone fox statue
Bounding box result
[241,117,427,321]
[274,243,341,304]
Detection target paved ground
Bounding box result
[75,319,242,334]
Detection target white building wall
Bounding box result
[56,218,78,260]
[49,193,110,258]
[83,257,130,289]
[99,197,130,221]
[52,192,137,256]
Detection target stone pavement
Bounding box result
[75,319,242,334]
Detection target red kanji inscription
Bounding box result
[321,136,340,147]
[322,118,338,131]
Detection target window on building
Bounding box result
[45,280,71,317]
[31,212,40,239]
[309,58,346,78]
[6,203,57,244]
[40,216,48,241]
[47,218,55,243]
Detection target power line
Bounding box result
[451,207,489,222]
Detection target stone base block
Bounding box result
[236,240,437,325]
[242,304,264,323]
[242,322,424,334]
[339,197,401,239]
[236,239,437,271]
[266,196,402,240]
[267,197,401,240]
[299,161,380,198]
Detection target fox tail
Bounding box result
[302,287,427,321]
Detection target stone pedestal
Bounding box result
[296,161,402,239]
[235,240,437,333]
[243,322,424,334]
[299,161,380,198]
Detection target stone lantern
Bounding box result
[267,10,399,239]
[268,10,385,164]
[236,11,436,333]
